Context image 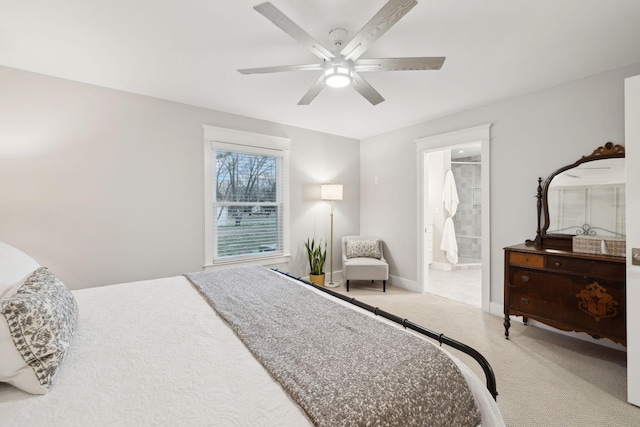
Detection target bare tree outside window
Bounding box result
[214,150,282,258]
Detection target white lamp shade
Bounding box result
[321,184,343,201]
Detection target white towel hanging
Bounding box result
[440,216,459,264]
[442,169,459,217]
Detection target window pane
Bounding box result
[215,151,277,203]
[215,206,280,257]
[213,149,282,260]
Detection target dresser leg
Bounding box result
[523,316,528,325]
[504,315,510,340]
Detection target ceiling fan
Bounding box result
[238,0,446,105]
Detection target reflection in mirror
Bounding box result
[547,158,625,237]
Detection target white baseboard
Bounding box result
[388,274,419,293]
[303,271,419,293]
[489,302,503,317]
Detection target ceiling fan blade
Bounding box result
[254,2,334,61]
[351,72,385,105]
[340,0,417,61]
[354,57,446,72]
[298,74,326,105]
[238,64,323,74]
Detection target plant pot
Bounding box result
[309,273,325,287]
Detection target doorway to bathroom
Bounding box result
[424,145,482,307]
[416,124,491,312]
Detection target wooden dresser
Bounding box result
[504,243,626,346]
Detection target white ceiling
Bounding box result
[2,0,640,140]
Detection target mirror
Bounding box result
[546,157,625,237]
[529,142,625,251]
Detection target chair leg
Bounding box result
[383,280,386,292]
[346,280,350,292]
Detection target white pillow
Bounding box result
[0,267,78,394]
[0,241,40,299]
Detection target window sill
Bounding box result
[203,253,291,270]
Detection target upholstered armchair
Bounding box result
[341,236,389,292]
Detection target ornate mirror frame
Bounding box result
[527,142,625,251]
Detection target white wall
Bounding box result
[360,62,640,312]
[625,74,640,406]
[0,66,360,289]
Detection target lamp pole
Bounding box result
[328,201,336,286]
[320,184,342,288]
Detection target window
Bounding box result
[203,126,290,266]
[214,148,282,258]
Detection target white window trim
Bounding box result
[203,125,291,268]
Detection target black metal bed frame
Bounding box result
[273,269,498,400]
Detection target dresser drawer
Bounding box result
[545,255,625,281]
[509,268,573,291]
[509,286,560,318]
[509,252,544,268]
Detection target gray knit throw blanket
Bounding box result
[185,265,481,427]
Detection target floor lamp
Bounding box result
[321,184,343,288]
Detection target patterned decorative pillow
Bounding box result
[345,239,381,259]
[0,267,78,394]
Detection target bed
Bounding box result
[0,241,505,426]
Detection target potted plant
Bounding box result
[304,238,327,286]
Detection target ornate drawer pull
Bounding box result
[521,275,530,283]
[555,261,561,267]
[521,297,529,305]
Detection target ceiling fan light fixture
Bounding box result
[324,65,352,88]
[241,1,443,105]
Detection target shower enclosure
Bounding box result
[450,157,481,265]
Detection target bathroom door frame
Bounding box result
[416,124,492,312]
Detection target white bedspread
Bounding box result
[0,274,504,426]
